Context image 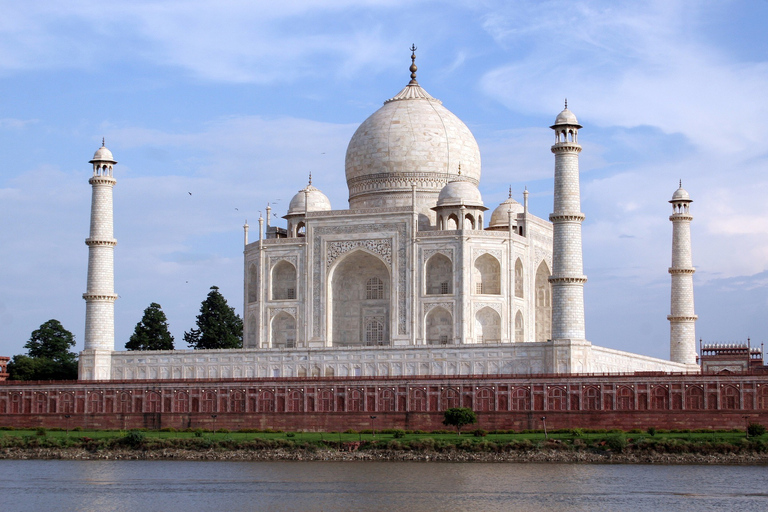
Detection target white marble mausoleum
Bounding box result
[78,50,700,380]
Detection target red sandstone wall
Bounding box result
[0,373,766,431]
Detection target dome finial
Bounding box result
[309,172,312,186]
[457,162,461,176]
[564,98,568,109]
[679,179,682,188]
[409,44,418,84]
[508,185,512,199]
[102,137,105,147]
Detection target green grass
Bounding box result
[0,428,759,444]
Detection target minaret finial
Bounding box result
[508,185,512,199]
[457,162,461,176]
[679,179,682,188]
[409,44,418,84]
[564,98,568,109]
[102,137,105,147]
[309,172,312,186]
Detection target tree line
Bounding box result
[8,286,242,380]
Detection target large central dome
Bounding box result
[345,54,481,212]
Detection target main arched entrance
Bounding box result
[330,250,390,346]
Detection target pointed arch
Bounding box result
[464,213,475,230]
[425,253,452,295]
[514,258,524,298]
[248,263,258,303]
[447,213,459,230]
[535,261,552,342]
[330,249,390,347]
[271,260,297,300]
[271,311,296,348]
[475,306,501,343]
[473,253,501,295]
[426,306,453,345]
[514,311,524,342]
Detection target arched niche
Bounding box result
[425,306,453,345]
[514,258,524,298]
[425,253,452,295]
[475,307,501,343]
[248,263,258,303]
[330,250,390,347]
[514,310,524,343]
[535,261,552,342]
[271,311,296,348]
[473,253,501,295]
[271,260,297,300]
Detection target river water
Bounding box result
[0,460,765,511]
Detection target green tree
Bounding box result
[442,407,477,435]
[7,319,78,380]
[126,302,175,351]
[184,286,243,349]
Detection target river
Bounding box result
[0,460,765,511]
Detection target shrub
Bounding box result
[747,423,766,437]
[472,429,488,437]
[124,430,146,448]
[194,429,204,438]
[605,434,626,452]
[35,427,47,437]
[286,432,296,438]
[647,427,657,437]
[159,427,177,433]
[569,428,584,437]
[392,430,406,439]
[218,428,230,434]
[344,429,357,434]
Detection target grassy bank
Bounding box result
[1,427,767,462]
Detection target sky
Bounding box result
[1,0,767,362]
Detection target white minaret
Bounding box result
[668,182,697,365]
[80,140,117,380]
[549,102,587,344]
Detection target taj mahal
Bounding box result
[78,50,700,381]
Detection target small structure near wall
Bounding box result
[699,339,767,374]
[0,357,8,381]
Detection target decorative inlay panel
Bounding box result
[327,239,392,269]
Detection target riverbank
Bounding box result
[2,446,768,464]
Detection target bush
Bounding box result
[124,430,146,448]
[194,429,204,438]
[35,427,47,437]
[392,430,406,439]
[286,432,296,438]
[605,434,626,452]
[472,429,488,437]
[747,423,766,437]
[647,427,657,437]
[569,428,584,437]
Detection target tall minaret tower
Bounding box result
[668,182,697,365]
[549,102,588,352]
[80,140,117,380]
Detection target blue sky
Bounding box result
[1,0,767,361]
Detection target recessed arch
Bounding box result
[425,253,452,295]
[535,261,552,342]
[473,253,501,295]
[271,311,296,348]
[514,258,524,298]
[514,311,524,342]
[248,263,258,303]
[426,306,453,345]
[330,249,390,347]
[271,260,297,300]
[475,306,501,343]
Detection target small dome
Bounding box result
[489,196,524,228]
[287,181,332,215]
[89,142,116,164]
[436,177,484,207]
[671,183,691,202]
[551,104,582,129]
